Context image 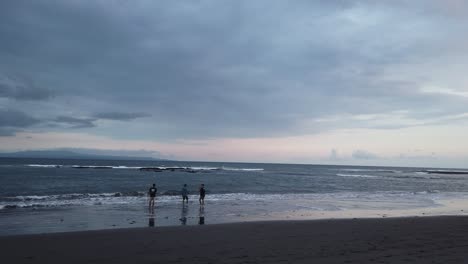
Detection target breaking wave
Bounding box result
[0,190,453,211]
[336,173,379,178]
[26,164,264,172]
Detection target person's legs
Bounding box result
[149,197,155,213]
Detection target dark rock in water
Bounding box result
[4,205,17,209]
[139,167,163,172]
[72,166,111,169]
[167,167,186,171]
[73,166,90,169]
[424,170,468,175]
[114,193,121,197]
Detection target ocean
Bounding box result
[1,157,468,236]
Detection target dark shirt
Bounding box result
[149,187,157,197]
[199,187,206,197]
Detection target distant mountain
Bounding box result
[0,150,164,161]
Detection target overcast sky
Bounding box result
[1,1,468,167]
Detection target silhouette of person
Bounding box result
[181,184,189,203]
[148,183,157,213]
[199,184,206,206]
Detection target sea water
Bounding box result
[1,157,468,235]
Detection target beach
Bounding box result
[5,159,468,236]
[3,159,468,263]
[3,216,468,263]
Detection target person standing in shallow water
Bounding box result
[199,184,206,206]
[181,184,189,203]
[148,183,157,213]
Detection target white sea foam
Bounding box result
[221,167,264,171]
[336,173,379,178]
[185,166,219,170]
[27,164,61,168]
[151,166,263,171]
[25,164,264,172]
[14,195,50,200]
[111,166,142,169]
[0,192,146,209]
[1,191,459,211]
[72,165,113,169]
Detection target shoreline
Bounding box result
[3,194,468,236]
[0,213,465,238]
[3,215,468,263]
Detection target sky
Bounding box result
[1,0,468,167]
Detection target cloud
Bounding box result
[53,116,96,129]
[0,109,39,135]
[0,73,54,100]
[1,1,468,141]
[57,147,163,158]
[93,112,151,121]
[0,109,39,127]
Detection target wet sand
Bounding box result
[2,216,468,263]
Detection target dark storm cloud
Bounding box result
[93,112,151,121]
[0,109,39,135]
[58,148,163,158]
[53,116,96,129]
[0,73,54,101]
[0,109,38,127]
[1,1,468,139]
